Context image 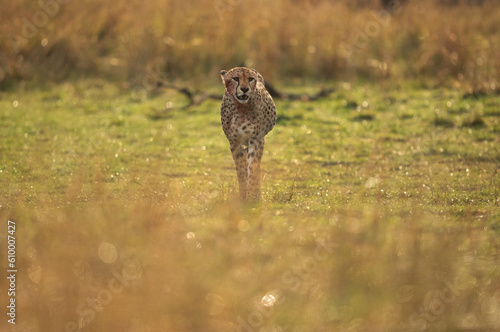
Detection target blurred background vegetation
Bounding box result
[1,0,499,90]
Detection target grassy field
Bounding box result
[1,0,499,331]
[0,79,499,331]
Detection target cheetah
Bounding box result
[220,67,277,201]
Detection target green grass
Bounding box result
[0,80,499,331]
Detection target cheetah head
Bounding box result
[220,67,264,104]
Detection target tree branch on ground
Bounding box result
[153,80,335,112]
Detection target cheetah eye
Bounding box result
[232,77,239,82]
[249,77,255,82]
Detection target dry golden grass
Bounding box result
[1,0,499,90]
[2,188,500,331]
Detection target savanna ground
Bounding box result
[1,0,500,331]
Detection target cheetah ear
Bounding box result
[251,68,265,85]
[220,70,227,83]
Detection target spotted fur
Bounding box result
[220,67,277,201]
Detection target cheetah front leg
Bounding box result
[246,137,265,201]
[230,142,249,200]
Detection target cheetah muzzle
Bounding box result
[236,94,249,102]
[220,67,277,201]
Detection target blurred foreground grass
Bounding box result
[0,80,499,331]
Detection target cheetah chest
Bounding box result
[228,115,258,142]
[231,118,257,140]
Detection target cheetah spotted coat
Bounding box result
[220,67,277,200]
